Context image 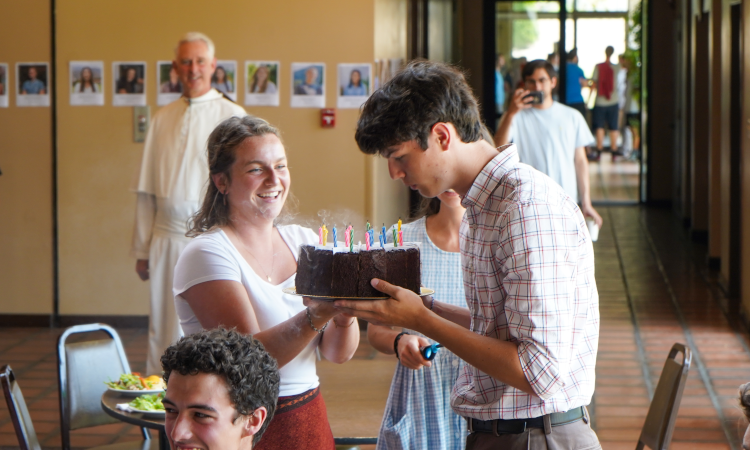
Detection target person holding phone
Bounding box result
[494,59,602,229]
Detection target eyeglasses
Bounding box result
[420,343,443,361]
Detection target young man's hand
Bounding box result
[581,203,603,228]
[506,88,535,116]
[333,279,426,330]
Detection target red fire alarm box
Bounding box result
[321,108,336,128]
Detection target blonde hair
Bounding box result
[175,32,215,58]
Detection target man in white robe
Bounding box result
[131,32,246,374]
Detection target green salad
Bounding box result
[129,392,165,412]
[105,373,164,391]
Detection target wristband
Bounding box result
[393,332,409,360]
[306,307,329,334]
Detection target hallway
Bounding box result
[0,207,747,449]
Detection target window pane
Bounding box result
[575,18,627,106]
[575,0,629,12]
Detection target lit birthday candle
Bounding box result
[333,225,337,247]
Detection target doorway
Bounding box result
[484,0,641,205]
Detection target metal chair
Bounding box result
[636,343,692,450]
[57,323,152,450]
[2,364,156,450]
[1,365,41,450]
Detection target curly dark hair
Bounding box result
[739,383,750,421]
[161,328,280,445]
[354,59,484,155]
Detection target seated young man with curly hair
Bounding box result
[161,328,280,450]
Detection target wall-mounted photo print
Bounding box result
[245,61,279,107]
[0,64,8,108]
[157,61,181,106]
[337,63,371,109]
[16,62,50,107]
[70,61,104,106]
[113,62,146,106]
[291,63,325,108]
[213,60,237,101]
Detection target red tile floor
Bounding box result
[0,206,748,449]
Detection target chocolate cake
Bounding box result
[296,244,421,297]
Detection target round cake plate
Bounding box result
[282,286,435,300]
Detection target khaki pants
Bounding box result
[465,417,602,450]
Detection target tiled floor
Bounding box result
[0,206,748,449]
[590,153,640,203]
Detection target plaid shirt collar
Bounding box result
[461,144,517,211]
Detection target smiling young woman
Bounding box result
[172,116,360,450]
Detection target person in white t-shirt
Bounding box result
[172,115,359,450]
[494,59,602,228]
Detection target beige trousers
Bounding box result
[465,416,602,450]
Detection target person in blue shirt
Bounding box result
[343,69,367,96]
[21,67,46,95]
[495,54,508,115]
[564,49,588,118]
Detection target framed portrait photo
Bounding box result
[337,63,371,109]
[70,61,104,106]
[291,62,325,108]
[16,62,50,107]
[245,61,280,107]
[113,61,146,106]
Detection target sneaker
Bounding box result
[587,150,601,162]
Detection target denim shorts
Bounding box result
[592,104,619,130]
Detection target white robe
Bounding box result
[131,89,246,375]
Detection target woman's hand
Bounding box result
[303,297,342,326]
[398,334,433,370]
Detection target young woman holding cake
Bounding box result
[172,115,359,450]
[368,191,468,449]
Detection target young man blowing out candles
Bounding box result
[334,60,601,449]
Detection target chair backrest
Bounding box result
[636,343,692,450]
[57,323,132,450]
[0,365,42,450]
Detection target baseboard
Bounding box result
[0,314,52,327]
[58,315,148,328]
[706,257,721,271]
[690,229,708,243]
[645,199,672,208]
[0,314,148,328]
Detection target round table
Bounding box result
[101,391,169,450]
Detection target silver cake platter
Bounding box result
[282,286,435,300]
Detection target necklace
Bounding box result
[229,226,278,282]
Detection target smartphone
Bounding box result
[523,91,543,105]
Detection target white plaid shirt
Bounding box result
[450,145,599,420]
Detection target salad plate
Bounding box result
[107,386,164,396]
[105,373,165,396]
[128,393,165,416]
